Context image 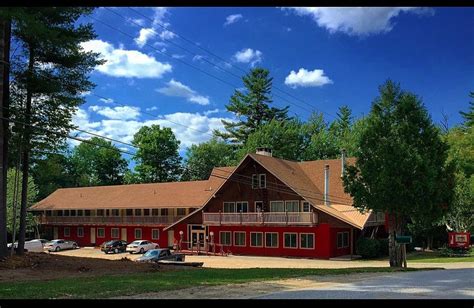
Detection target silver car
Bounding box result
[44,239,78,252]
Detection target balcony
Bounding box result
[37,215,185,226]
[202,212,318,226]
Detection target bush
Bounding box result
[356,238,381,259]
[377,238,389,256]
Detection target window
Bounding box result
[64,227,70,237]
[284,233,297,248]
[259,174,266,188]
[126,209,133,216]
[56,210,63,217]
[252,174,258,189]
[134,209,142,216]
[77,227,84,237]
[77,210,83,216]
[111,209,120,216]
[84,210,91,216]
[105,209,110,216]
[250,232,263,247]
[152,229,160,240]
[97,228,105,238]
[70,210,76,216]
[337,232,349,249]
[234,232,246,246]
[177,208,186,216]
[143,209,150,216]
[223,202,236,213]
[270,201,285,212]
[300,233,315,249]
[255,201,263,212]
[111,228,119,238]
[236,202,248,213]
[97,209,104,216]
[151,209,159,216]
[302,202,311,212]
[220,231,231,246]
[161,209,168,216]
[265,233,278,248]
[45,210,52,217]
[63,210,70,217]
[135,228,142,239]
[285,201,300,212]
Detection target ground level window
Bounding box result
[64,227,70,237]
[234,232,246,246]
[97,228,105,238]
[284,233,297,248]
[220,231,231,246]
[152,229,160,240]
[111,228,119,238]
[337,232,349,248]
[77,227,84,237]
[135,228,142,239]
[265,232,278,248]
[250,232,263,247]
[300,233,314,249]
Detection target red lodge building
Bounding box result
[30,149,386,259]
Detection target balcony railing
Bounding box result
[37,215,185,226]
[203,212,317,226]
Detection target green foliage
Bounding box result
[182,137,235,181]
[445,126,474,178]
[377,238,389,256]
[442,172,474,232]
[356,238,381,259]
[215,68,289,144]
[70,137,128,186]
[131,125,182,183]
[6,169,38,234]
[459,91,474,128]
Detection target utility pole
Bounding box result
[0,17,12,259]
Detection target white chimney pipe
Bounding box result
[324,164,330,206]
[341,149,346,177]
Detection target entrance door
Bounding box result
[191,231,205,250]
[167,230,174,248]
[90,227,96,245]
[121,228,127,242]
[53,227,58,239]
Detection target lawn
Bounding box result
[0,267,425,299]
[407,250,474,263]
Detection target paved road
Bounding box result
[255,269,474,299]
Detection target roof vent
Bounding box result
[256,147,272,157]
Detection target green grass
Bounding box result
[407,250,474,263]
[0,267,428,299]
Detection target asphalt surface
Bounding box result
[255,268,474,299]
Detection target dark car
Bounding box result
[101,240,128,254]
[136,248,185,263]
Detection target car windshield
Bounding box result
[144,250,159,257]
[105,241,115,245]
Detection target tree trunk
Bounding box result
[16,47,34,256]
[388,212,403,267]
[0,18,11,259]
[427,235,433,251]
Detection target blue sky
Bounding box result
[74,7,474,158]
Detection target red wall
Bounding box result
[329,227,352,257]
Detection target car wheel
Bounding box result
[73,244,77,249]
[55,246,60,252]
[139,248,144,254]
[114,248,119,254]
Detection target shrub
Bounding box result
[356,238,381,259]
[377,238,389,256]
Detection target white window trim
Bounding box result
[77,227,84,238]
[252,174,258,189]
[64,227,70,237]
[219,231,231,246]
[250,232,263,247]
[283,232,298,249]
[302,201,311,212]
[97,228,105,238]
[259,174,266,188]
[265,232,279,248]
[236,201,249,213]
[337,232,350,249]
[223,202,236,213]
[233,231,246,247]
[152,229,160,240]
[111,228,120,238]
[300,233,315,250]
[270,201,285,212]
[134,228,142,239]
[255,201,263,212]
[285,200,300,212]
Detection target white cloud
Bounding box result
[146,106,159,112]
[159,30,176,40]
[127,17,146,27]
[203,109,220,116]
[80,39,172,78]
[88,105,141,120]
[224,14,243,26]
[193,55,205,62]
[233,48,263,66]
[284,68,333,88]
[134,28,156,48]
[172,54,186,59]
[99,97,114,104]
[156,79,210,105]
[80,91,91,97]
[151,7,168,27]
[284,7,434,36]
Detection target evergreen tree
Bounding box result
[460,91,474,128]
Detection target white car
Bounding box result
[126,240,159,254]
[8,239,44,253]
[44,239,78,252]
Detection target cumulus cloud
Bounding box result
[88,105,141,120]
[134,28,156,48]
[156,79,210,105]
[80,39,172,78]
[233,48,263,66]
[146,106,159,112]
[284,7,434,36]
[224,14,243,26]
[99,97,114,104]
[159,30,176,40]
[284,68,333,88]
[133,7,177,48]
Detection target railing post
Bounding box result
[286,211,288,225]
[261,210,265,225]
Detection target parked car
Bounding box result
[7,239,44,253]
[126,240,159,254]
[101,240,128,254]
[44,239,78,252]
[136,248,185,263]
